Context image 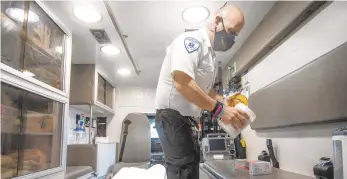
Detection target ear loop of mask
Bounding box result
[221,18,227,32]
[214,17,227,36]
[221,2,227,9]
[215,9,226,33]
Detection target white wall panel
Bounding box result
[108,86,156,143]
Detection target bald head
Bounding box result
[206,4,245,52]
[218,5,245,35]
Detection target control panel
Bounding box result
[202,133,235,161]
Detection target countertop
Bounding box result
[200,160,315,179]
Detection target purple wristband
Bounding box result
[215,105,223,116]
[212,101,224,118]
[218,105,224,118]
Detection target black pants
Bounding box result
[155,109,200,179]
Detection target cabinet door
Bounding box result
[1,83,64,178]
[1,1,66,90]
[1,83,22,179]
[97,74,106,104]
[105,80,113,108]
[97,74,114,108]
[24,1,65,90]
[1,1,26,70]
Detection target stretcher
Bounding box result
[111,164,212,179]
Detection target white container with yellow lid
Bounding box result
[218,94,256,138]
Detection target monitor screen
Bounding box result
[208,138,226,151]
[151,141,163,153]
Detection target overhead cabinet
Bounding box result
[222,1,329,88]
[249,42,347,129]
[70,64,115,116]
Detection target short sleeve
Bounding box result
[170,36,201,80]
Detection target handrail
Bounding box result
[103,1,141,76]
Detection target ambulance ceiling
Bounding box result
[42,1,275,87]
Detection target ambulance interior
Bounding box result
[1,1,347,179]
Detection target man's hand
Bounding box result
[221,106,249,129]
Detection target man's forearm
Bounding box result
[175,80,217,112]
[208,89,224,103]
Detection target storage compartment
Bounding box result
[249,42,347,129]
[1,83,63,178]
[1,1,66,90]
[70,64,115,115]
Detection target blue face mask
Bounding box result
[213,18,236,52]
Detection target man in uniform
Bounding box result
[155,4,248,179]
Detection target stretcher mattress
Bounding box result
[112,164,166,179]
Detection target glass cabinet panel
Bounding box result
[97,74,114,108]
[1,1,25,70]
[1,83,63,178]
[105,81,113,108]
[1,1,66,90]
[97,74,105,104]
[0,84,21,179]
[24,1,65,90]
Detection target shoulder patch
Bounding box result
[184,37,200,53]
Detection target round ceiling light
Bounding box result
[5,8,39,23]
[73,6,102,23]
[117,68,131,76]
[100,45,120,55]
[182,6,210,23]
